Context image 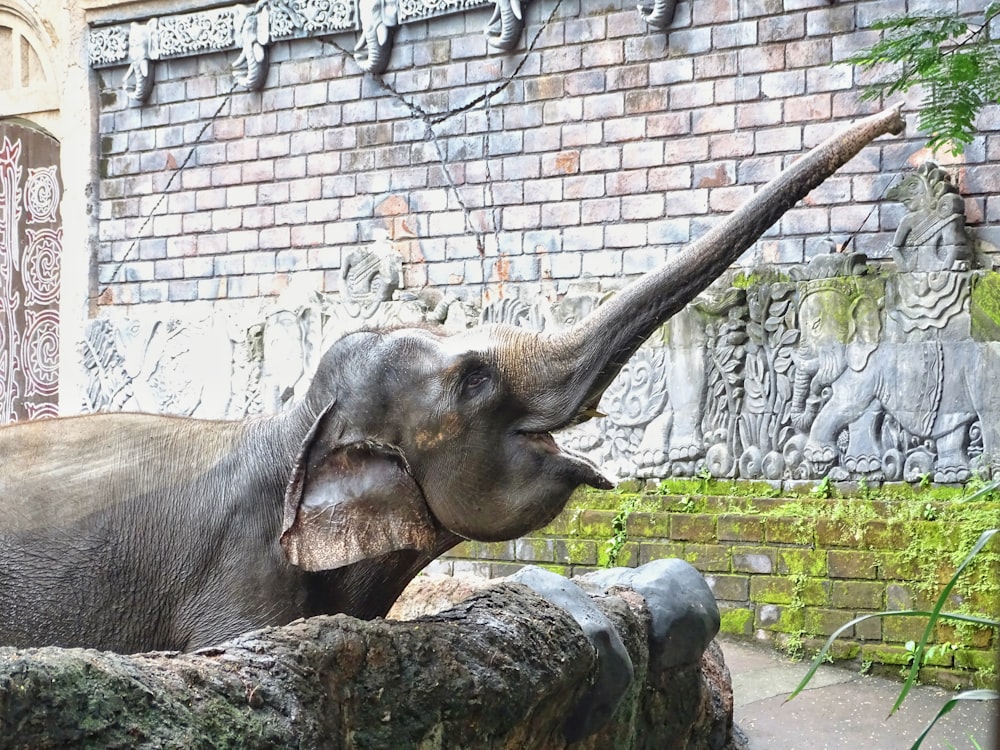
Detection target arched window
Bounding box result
[0,5,58,117]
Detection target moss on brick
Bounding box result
[720,607,754,636]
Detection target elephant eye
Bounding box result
[460,367,492,398]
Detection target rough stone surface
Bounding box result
[0,580,745,750]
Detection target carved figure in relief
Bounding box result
[354,0,399,74]
[339,233,403,318]
[232,1,273,89]
[633,307,708,477]
[484,0,525,51]
[790,177,998,482]
[122,20,155,105]
[887,161,972,273]
[636,0,678,31]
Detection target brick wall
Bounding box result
[94,0,1000,310]
[432,487,999,689]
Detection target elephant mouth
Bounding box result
[520,430,615,490]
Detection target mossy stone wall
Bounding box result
[435,482,1000,689]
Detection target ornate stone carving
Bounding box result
[78,163,1000,483]
[122,20,155,105]
[484,0,524,51]
[0,126,62,424]
[636,0,678,31]
[354,0,400,74]
[339,233,403,318]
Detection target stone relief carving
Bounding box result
[232,0,307,89]
[339,232,403,317]
[89,0,670,91]
[636,0,678,31]
[122,20,155,105]
[354,0,400,77]
[484,0,525,51]
[79,164,998,483]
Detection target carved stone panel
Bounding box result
[0,122,61,424]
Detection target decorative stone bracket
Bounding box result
[88,0,680,103]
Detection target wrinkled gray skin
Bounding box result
[0,109,902,655]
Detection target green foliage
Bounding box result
[788,529,1000,750]
[603,496,638,568]
[846,5,1000,154]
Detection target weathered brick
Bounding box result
[764,516,813,544]
[755,603,804,633]
[638,541,685,565]
[684,543,731,572]
[669,514,717,542]
[831,580,884,610]
[705,574,749,601]
[732,547,775,574]
[776,548,827,577]
[718,514,765,542]
[803,608,854,637]
[828,550,878,579]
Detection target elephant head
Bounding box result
[790,275,883,429]
[123,21,154,105]
[279,109,904,565]
[354,0,399,74]
[484,0,525,52]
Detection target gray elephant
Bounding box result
[0,109,902,656]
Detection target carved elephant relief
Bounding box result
[791,264,1000,482]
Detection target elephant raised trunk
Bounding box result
[515,107,905,433]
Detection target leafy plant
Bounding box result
[787,528,1000,749]
[846,4,1000,154]
[604,497,638,568]
[810,474,834,499]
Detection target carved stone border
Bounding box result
[88,0,678,102]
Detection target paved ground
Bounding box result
[719,638,998,750]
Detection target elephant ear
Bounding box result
[280,419,438,571]
[846,296,882,371]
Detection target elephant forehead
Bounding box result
[0,414,245,533]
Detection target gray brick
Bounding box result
[667,27,712,55]
[648,57,694,86]
[564,174,605,199]
[648,218,691,245]
[806,5,856,36]
[607,170,647,197]
[564,226,605,251]
[692,105,735,134]
[580,147,621,173]
[581,198,621,223]
[583,92,625,120]
[761,70,806,98]
[581,249,622,276]
[562,121,603,147]
[712,21,757,49]
[605,116,647,143]
[229,230,261,253]
[623,244,667,273]
[623,141,665,169]
[541,201,581,226]
[756,126,802,154]
[667,82,714,109]
[663,189,708,216]
[806,65,853,93]
[605,223,645,249]
[543,97,584,124]
[502,205,541,231]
